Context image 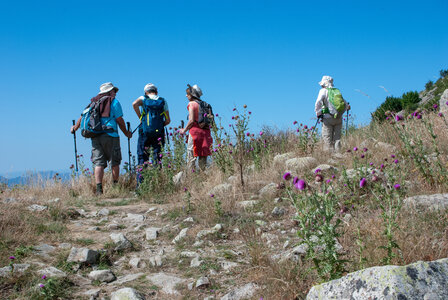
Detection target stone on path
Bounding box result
[110,233,132,251]
[67,247,99,264]
[404,193,448,211]
[221,283,258,300]
[209,183,233,196]
[172,228,188,244]
[112,273,145,286]
[195,276,210,289]
[196,224,223,239]
[111,287,145,300]
[124,213,145,223]
[285,157,318,175]
[259,183,278,198]
[145,227,160,241]
[88,269,116,283]
[306,258,448,299]
[28,204,48,212]
[37,266,66,278]
[146,272,186,295]
[129,257,146,269]
[0,264,30,277]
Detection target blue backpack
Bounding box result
[80,96,114,138]
[140,97,166,137]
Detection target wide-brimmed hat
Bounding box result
[99,82,119,94]
[187,84,203,99]
[144,83,158,93]
[319,76,334,88]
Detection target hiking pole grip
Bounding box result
[126,122,131,170]
[72,120,79,173]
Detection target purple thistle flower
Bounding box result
[370,162,374,166]
[314,168,321,174]
[439,112,443,117]
[353,147,358,151]
[359,178,367,188]
[395,115,403,121]
[446,101,448,106]
[39,284,45,288]
[293,176,299,185]
[416,114,422,119]
[210,194,214,198]
[433,104,438,109]
[326,179,331,184]
[363,147,368,152]
[248,111,252,114]
[293,121,298,125]
[259,131,264,136]
[394,159,399,164]
[215,113,219,117]
[391,154,395,158]
[331,175,336,179]
[295,179,307,190]
[42,275,47,280]
[283,172,292,180]
[9,256,15,260]
[183,187,188,192]
[394,184,401,190]
[380,164,385,169]
[361,154,365,158]
[246,132,250,136]
[233,108,236,111]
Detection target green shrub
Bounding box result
[401,91,420,112]
[425,80,434,91]
[372,96,402,121]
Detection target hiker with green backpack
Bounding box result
[132,83,171,184]
[314,76,350,152]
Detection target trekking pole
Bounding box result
[126,122,132,171]
[345,102,350,136]
[165,127,170,145]
[132,123,141,135]
[72,120,79,173]
[310,115,321,137]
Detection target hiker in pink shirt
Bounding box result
[180,84,213,171]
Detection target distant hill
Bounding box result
[0,171,71,187]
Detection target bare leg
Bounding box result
[95,166,104,184]
[112,165,119,182]
[198,157,207,171]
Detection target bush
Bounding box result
[372,96,402,121]
[440,69,448,78]
[425,80,434,91]
[401,91,420,112]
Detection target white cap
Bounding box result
[99,82,118,94]
[144,83,158,93]
[319,76,334,88]
[189,84,203,99]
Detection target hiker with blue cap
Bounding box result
[132,83,171,182]
[314,76,350,152]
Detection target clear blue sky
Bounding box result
[1,0,447,176]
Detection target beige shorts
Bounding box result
[91,134,121,167]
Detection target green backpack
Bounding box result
[327,88,346,117]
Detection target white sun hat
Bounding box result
[99,82,119,94]
[144,83,158,93]
[319,76,334,88]
[188,84,203,99]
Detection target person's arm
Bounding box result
[70,117,82,133]
[315,89,326,117]
[116,117,132,138]
[180,105,195,135]
[164,111,171,126]
[132,98,143,119]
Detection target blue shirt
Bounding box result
[102,98,123,137]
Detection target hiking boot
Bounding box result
[96,183,103,195]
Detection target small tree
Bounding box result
[401,91,420,112]
[425,80,434,91]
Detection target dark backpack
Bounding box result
[195,100,214,129]
[80,96,114,138]
[141,97,166,137]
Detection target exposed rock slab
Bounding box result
[146,272,186,295]
[285,157,318,174]
[404,193,448,211]
[88,269,116,283]
[67,247,99,264]
[439,89,448,114]
[111,287,145,300]
[209,183,233,196]
[306,258,448,299]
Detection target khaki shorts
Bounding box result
[91,134,121,167]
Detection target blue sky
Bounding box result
[0,0,447,176]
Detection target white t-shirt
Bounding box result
[138,95,169,112]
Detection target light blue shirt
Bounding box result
[102,98,123,137]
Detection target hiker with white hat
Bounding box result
[314,76,350,152]
[132,83,171,182]
[70,82,132,195]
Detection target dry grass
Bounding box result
[2,111,448,298]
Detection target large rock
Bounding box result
[67,247,99,264]
[285,157,318,174]
[0,264,30,277]
[88,269,116,283]
[37,267,66,279]
[273,152,296,167]
[196,224,223,239]
[145,227,161,240]
[221,283,258,300]
[124,213,145,223]
[209,183,233,196]
[146,273,186,295]
[440,89,448,114]
[306,258,448,299]
[110,233,132,251]
[404,193,448,211]
[111,287,145,300]
[172,228,188,244]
